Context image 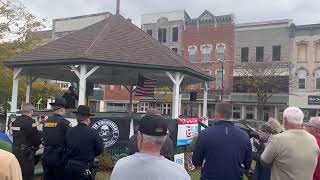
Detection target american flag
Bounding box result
[135,74,157,96]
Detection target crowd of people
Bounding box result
[1,98,320,180]
[192,102,320,180]
[1,96,103,180]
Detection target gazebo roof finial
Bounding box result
[116,0,120,15]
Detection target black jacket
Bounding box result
[12,115,42,148]
[65,123,103,165]
[43,114,70,147]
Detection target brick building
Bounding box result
[181,10,235,118]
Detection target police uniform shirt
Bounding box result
[65,123,103,164]
[12,115,42,148]
[43,114,70,147]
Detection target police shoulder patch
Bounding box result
[11,126,20,131]
[44,122,58,128]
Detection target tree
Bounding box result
[235,61,289,120]
[0,0,45,111]
[154,87,172,103]
[31,81,63,109]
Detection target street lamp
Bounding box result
[217,59,224,101]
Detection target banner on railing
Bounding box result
[176,118,203,146]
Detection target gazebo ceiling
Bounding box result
[5,14,213,85]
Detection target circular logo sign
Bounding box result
[92,119,120,148]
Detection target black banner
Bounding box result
[90,117,130,149]
[308,96,320,105]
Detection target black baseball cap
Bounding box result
[139,114,168,136]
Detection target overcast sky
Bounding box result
[21,0,320,29]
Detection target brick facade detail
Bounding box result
[182,23,235,95]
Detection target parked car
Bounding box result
[208,119,259,139]
[237,119,265,131]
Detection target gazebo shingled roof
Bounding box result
[5,14,212,85]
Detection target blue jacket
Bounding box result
[192,120,252,180]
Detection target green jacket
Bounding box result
[0,139,12,152]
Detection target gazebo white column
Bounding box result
[6,67,22,133]
[10,67,22,112]
[166,72,184,119]
[70,65,99,105]
[203,81,208,125]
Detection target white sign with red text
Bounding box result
[176,118,200,146]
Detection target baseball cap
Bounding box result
[139,114,168,136]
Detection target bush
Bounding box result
[97,152,114,171]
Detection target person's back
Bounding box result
[111,153,189,180]
[65,123,103,164]
[261,107,320,180]
[192,102,251,180]
[265,130,318,180]
[193,121,251,180]
[42,97,70,180]
[0,149,22,180]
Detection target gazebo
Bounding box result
[4,13,212,131]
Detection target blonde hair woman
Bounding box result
[265,118,282,134]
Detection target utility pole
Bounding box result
[116,0,120,15]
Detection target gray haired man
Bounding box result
[111,114,190,180]
[261,107,319,180]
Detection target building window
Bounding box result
[241,47,249,62]
[140,102,149,112]
[162,103,171,115]
[245,106,254,119]
[315,41,320,62]
[315,70,320,90]
[109,85,114,90]
[233,106,241,119]
[188,46,197,63]
[133,103,138,112]
[297,42,307,62]
[158,28,167,43]
[147,29,152,36]
[272,46,281,61]
[201,45,212,62]
[256,47,264,62]
[172,27,178,42]
[106,103,127,112]
[217,44,225,60]
[120,85,126,90]
[297,70,307,89]
[172,48,178,53]
[216,69,223,88]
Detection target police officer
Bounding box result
[42,97,71,180]
[12,103,42,180]
[64,105,103,180]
